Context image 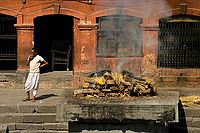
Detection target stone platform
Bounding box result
[57,89,179,133]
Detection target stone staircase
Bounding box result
[169,105,200,133]
[158,87,200,133]
[0,104,68,133]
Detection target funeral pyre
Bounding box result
[74,70,157,98]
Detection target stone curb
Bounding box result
[0,113,56,124]
[0,105,56,114]
[9,130,69,133]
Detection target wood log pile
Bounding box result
[180,96,200,107]
[74,70,157,98]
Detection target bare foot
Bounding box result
[32,99,35,102]
[23,97,30,101]
[32,96,35,102]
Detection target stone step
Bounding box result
[0,113,56,124]
[40,71,73,80]
[39,72,73,89]
[41,71,73,76]
[40,75,73,81]
[158,76,200,87]
[187,127,200,133]
[182,117,200,128]
[0,125,8,133]
[39,81,73,89]
[169,117,200,133]
[9,130,68,133]
[189,118,200,127]
[7,123,68,131]
[0,105,56,114]
[0,73,23,82]
[183,107,200,118]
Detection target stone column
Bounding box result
[73,22,97,87]
[74,23,97,74]
[14,24,34,73]
[141,25,159,80]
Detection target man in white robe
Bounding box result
[23,48,48,102]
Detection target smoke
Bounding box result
[95,0,172,75]
[95,0,171,16]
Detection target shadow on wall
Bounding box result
[69,120,167,133]
[168,102,188,133]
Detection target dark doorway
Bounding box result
[34,15,73,73]
[0,14,17,71]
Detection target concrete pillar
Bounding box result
[74,22,97,75]
[73,21,97,87]
[141,25,159,80]
[14,24,34,72]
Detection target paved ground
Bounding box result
[0,88,64,105]
[0,71,198,105]
[0,87,199,106]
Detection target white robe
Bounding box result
[25,72,40,96]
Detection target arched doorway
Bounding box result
[34,15,73,73]
[0,14,17,71]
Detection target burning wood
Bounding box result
[74,70,157,98]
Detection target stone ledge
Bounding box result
[0,113,56,124]
[57,90,179,123]
[14,24,34,30]
[9,130,68,133]
[0,105,56,114]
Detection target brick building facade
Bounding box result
[0,0,200,87]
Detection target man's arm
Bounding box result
[40,60,48,68]
[26,56,32,66]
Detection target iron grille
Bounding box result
[0,14,17,70]
[158,15,200,68]
[97,15,143,57]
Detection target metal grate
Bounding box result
[158,16,200,68]
[0,14,17,70]
[97,15,143,57]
